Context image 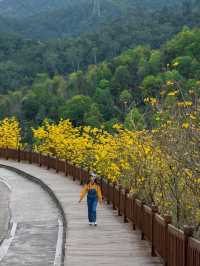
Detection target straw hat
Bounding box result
[90,172,97,180]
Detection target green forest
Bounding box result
[0,0,191,38]
[0,0,200,141]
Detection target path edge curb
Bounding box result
[0,178,12,248]
[0,164,67,266]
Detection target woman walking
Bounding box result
[79,173,102,226]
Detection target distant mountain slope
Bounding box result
[0,0,72,17]
[0,0,183,39]
[0,27,200,132]
[0,0,199,92]
[0,0,180,18]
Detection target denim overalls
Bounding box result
[87,188,98,223]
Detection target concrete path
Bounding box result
[0,167,60,266]
[0,160,162,266]
[0,180,10,244]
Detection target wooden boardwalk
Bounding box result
[0,159,162,266]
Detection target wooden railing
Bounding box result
[0,147,200,266]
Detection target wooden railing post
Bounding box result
[183,225,194,266]
[107,180,110,205]
[47,154,50,169]
[6,146,8,160]
[141,200,146,240]
[118,185,122,216]
[132,195,136,230]
[29,149,32,164]
[73,165,76,181]
[39,152,42,167]
[124,188,129,223]
[65,160,68,176]
[17,147,21,162]
[113,182,116,210]
[164,215,172,266]
[68,163,71,176]
[71,165,73,179]
[76,167,79,181]
[151,204,158,256]
[56,157,59,173]
[80,168,83,185]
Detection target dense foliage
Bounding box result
[0,0,185,38]
[0,117,21,148]
[1,27,200,142]
[32,96,200,236]
[2,92,200,237]
[0,1,200,91]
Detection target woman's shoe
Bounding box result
[94,222,97,226]
[89,222,93,226]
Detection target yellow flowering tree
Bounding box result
[32,88,200,236]
[32,119,170,208]
[145,80,200,233]
[0,117,21,148]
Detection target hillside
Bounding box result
[0,0,184,39]
[0,0,200,92]
[0,0,200,133]
[0,0,179,18]
[0,27,199,135]
[0,0,72,17]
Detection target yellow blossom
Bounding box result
[168,90,178,96]
[0,117,21,148]
[182,122,190,129]
[166,80,174,86]
[177,101,193,107]
[172,61,179,67]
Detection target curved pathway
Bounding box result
[0,160,162,266]
[0,166,61,266]
[0,179,11,244]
